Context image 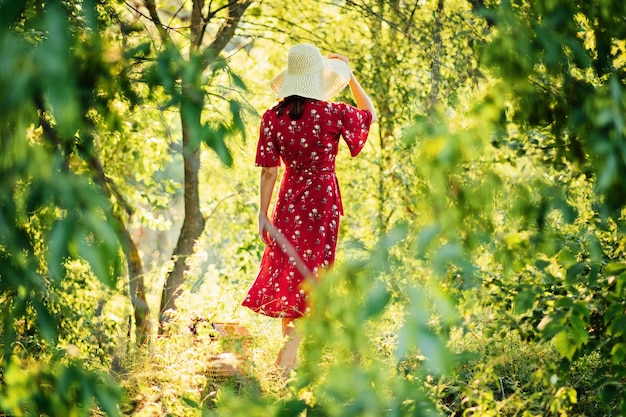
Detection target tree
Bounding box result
[331,0,483,239]
[130,0,252,331]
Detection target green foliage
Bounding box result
[470,0,626,414]
[481,0,626,214]
[0,0,129,415]
[3,0,626,416]
[140,34,249,167]
[0,356,121,417]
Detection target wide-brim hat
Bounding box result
[270,44,351,101]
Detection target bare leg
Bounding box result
[275,317,302,373]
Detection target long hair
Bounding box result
[274,95,310,120]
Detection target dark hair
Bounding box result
[275,95,310,120]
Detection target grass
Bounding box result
[115,271,294,416]
[107,238,617,417]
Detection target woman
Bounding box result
[242,44,376,373]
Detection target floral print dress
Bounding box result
[242,100,373,318]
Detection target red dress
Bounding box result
[242,100,373,318]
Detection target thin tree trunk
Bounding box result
[122,225,151,345]
[38,107,152,345]
[83,151,152,345]
[158,111,204,330]
[372,0,397,234]
[429,0,444,117]
[86,154,152,345]
[373,0,387,234]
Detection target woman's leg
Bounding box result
[275,317,302,372]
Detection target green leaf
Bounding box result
[557,248,577,267]
[33,300,57,342]
[229,100,245,137]
[92,379,121,417]
[46,218,72,283]
[611,343,626,364]
[415,224,439,256]
[554,330,576,361]
[182,397,201,409]
[83,211,121,257]
[600,383,618,404]
[569,314,589,345]
[605,262,626,276]
[565,262,585,284]
[432,244,462,275]
[124,42,151,60]
[395,321,415,361]
[203,124,233,166]
[616,273,626,297]
[181,96,204,151]
[276,399,307,417]
[417,329,451,376]
[76,234,115,288]
[513,286,536,315]
[534,259,550,270]
[154,44,182,91]
[608,314,626,338]
[362,284,391,320]
[0,0,24,29]
[571,302,590,320]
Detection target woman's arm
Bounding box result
[258,166,278,245]
[328,53,377,122]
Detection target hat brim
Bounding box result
[270,58,351,101]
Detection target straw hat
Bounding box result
[270,44,351,101]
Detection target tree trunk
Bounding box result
[39,108,153,345]
[87,152,152,345]
[121,224,151,345]
[83,151,152,345]
[372,0,397,234]
[429,0,445,117]
[158,109,205,331]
